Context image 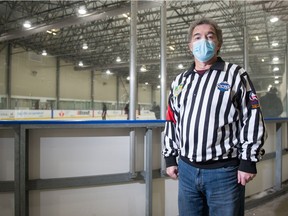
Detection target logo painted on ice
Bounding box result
[217,81,230,92]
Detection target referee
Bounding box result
[162,18,267,216]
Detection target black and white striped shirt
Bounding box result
[162,57,266,173]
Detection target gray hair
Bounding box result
[187,18,223,47]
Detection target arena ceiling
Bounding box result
[0,0,287,91]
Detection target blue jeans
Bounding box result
[178,159,245,216]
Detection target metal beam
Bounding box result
[0,1,161,42]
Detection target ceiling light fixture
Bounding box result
[273,67,279,72]
[116,56,121,62]
[82,43,88,49]
[47,29,59,35]
[255,36,259,41]
[23,20,31,28]
[78,61,83,67]
[140,65,147,72]
[178,64,184,69]
[270,17,279,23]
[41,50,47,56]
[78,6,87,15]
[169,46,175,51]
[272,42,279,47]
[106,70,111,74]
[273,57,279,62]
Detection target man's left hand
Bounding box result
[238,170,256,186]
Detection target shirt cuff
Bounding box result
[165,156,178,167]
[239,160,257,174]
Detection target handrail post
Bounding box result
[275,123,283,190]
[129,130,136,178]
[145,128,153,216]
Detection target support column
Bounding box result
[56,57,60,109]
[129,0,138,180]
[160,1,167,175]
[160,1,167,120]
[243,26,249,70]
[285,24,288,114]
[6,43,12,109]
[129,0,138,120]
[91,70,95,110]
[116,74,120,110]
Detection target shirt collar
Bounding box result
[184,57,225,77]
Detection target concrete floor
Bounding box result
[245,192,288,216]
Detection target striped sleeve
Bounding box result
[238,70,267,173]
[162,82,179,167]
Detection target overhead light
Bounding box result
[158,75,161,79]
[273,67,279,72]
[116,56,121,62]
[23,20,31,28]
[272,42,279,47]
[126,76,130,80]
[270,17,279,23]
[78,61,83,67]
[273,57,279,62]
[275,76,279,79]
[140,65,147,72]
[82,43,88,49]
[78,6,87,15]
[274,80,280,84]
[178,64,184,69]
[261,58,265,62]
[169,46,175,51]
[145,82,149,85]
[106,70,111,74]
[47,29,59,35]
[255,36,259,41]
[122,13,129,18]
[41,50,47,56]
[157,85,160,89]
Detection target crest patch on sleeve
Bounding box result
[173,84,183,97]
[249,92,260,109]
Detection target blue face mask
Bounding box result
[192,39,216,62]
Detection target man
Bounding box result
[102,103,107,120]
[260,87,283,117]
[151,101,161,119]
[162,18,266,216]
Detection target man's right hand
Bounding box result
[166,166,178,180]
